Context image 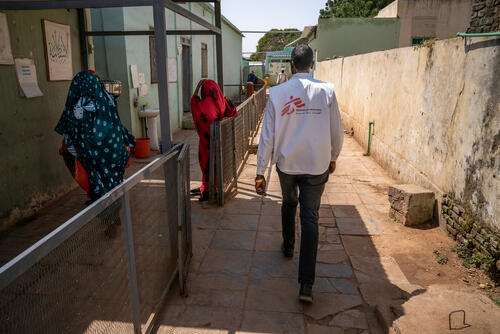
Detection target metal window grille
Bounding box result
[209,87,268,205]
[0,143,192,334]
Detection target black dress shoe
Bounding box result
[198,191,210,202]
[281,243,293,258]
[299,283,313,303]
[190,187,201,195]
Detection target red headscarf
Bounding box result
[199,80,237,119]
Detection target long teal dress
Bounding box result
[55,71,135,201]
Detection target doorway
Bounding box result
[181,44,192,113]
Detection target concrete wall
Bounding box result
[317,18,400,61]
[376,0,399,18]
[376,0,473,47]
[0,9,83,228]
[222,20,243,100]
[316,37,499,231]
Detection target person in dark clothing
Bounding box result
[247,70,256,84]
[55,70,135,202]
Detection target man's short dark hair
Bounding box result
[291,45,313,71]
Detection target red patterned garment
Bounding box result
[191,80,237,196]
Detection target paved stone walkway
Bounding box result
[156,131,402,334]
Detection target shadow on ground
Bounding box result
[153,134,425,334]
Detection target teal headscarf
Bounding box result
[55,71,135,201]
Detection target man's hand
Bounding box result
[328,161,336,174]
[255,174,267,196]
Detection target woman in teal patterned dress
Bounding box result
[55,70,135,202]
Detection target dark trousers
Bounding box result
[277,167,329,285]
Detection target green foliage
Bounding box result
[433,249,449,265]
[454,242,473,259]
[454,242,497,275]
[486,293,500,306]
[249,28,301,61]
[319,0,394,18]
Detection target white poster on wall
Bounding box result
[43,20,73,81]
[0,13,14,65]
[15,58,43,98]
[168,57,177,82]
[130,64,139,88]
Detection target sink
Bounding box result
[138,108,160,118]
[138,108,160,150]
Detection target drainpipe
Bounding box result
[456,32,500,37]
[363,121,374,156]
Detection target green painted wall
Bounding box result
[317,18,400,61]
[222,21,243,100]
[92,4,242,141]
[91,8,132,133]
[0,10,83,226]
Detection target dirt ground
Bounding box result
[370,219,499,304]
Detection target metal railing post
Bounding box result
[231,118,238,193]
[177,150,186,296]
[184,146,192,260]
[215,122,223,206]
[209,123,216,202]
[120,192,142,334]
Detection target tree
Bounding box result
[319,0,393,18]
[249,29,301,61]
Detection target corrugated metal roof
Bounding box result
[266,46,294,58]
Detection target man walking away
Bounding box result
[247,70,256,84]
[277,69,288,85]
[255,44,344,303]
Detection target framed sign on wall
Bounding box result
[42,20,73,81]
[0,13,14,65]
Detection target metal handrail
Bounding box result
[0,143,183,291]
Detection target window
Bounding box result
[201,43,208,78]
[411,37,431,46]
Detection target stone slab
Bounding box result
[219,214,259,230]
[246,277,303,313]
[250,251,297,278]
[341,235,379,257]
[239,310,305,334]
[388,184,435,226]
[303,293,363,320]
[329,278,359,295]
[199,249,252,275]
[350,256,409,284]
[393,285,500,334]
[210,230,256,250]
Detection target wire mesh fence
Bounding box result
[0,143,192,334]
[209,86,268,205]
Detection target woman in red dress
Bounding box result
[190,79,237,201]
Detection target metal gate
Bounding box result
[0,143,192,334]
[209,87,267,205]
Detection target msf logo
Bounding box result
[281,96,305,116]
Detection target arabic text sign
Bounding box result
[43,20,72,81]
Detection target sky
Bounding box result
[220,0,326,54]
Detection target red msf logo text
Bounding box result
[281,96,305,116]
